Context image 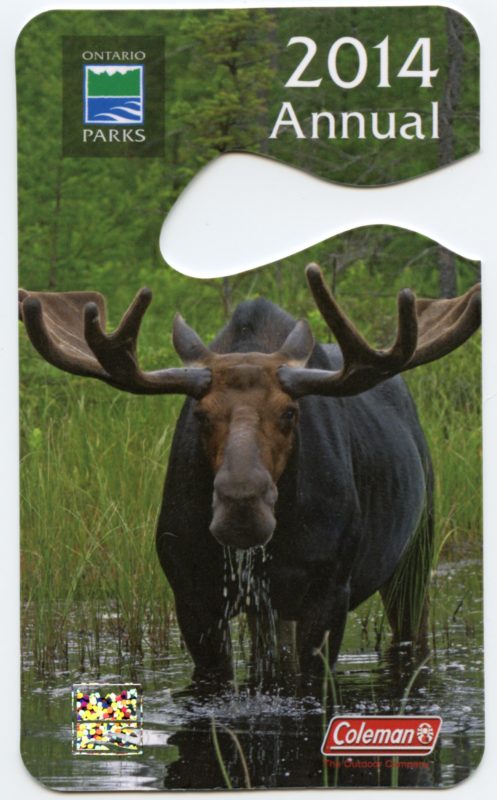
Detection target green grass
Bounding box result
[20,340,182,672]
[210,717,252,790]
[19,296,482,674]
[404,333,482,558]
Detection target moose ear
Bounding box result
[278,320,315,367]
[173,314,212,367]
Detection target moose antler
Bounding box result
[279,263,481,398]
[18,288,211,397]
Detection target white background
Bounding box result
[1,1,495,798]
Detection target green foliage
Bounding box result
[16,9,280,293]
[20,358,179,670]
[168,10,276,176]
[16,9,479,292]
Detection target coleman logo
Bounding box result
[322,716,442,757]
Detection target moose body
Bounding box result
[19,264,480,686]
[157,299,431,681]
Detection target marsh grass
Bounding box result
[19,293,481,673]
[210,718,252,790]
[20,343,182,672]
[390,654,432,788]
[210,718,233,790]
[317,635,339,788]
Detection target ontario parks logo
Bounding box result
[63,37,164,157]
[83,65,144,125]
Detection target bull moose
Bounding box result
[19,264,481,685]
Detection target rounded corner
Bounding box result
[442,738,485,790]
[439,3,481,52]
[20,743,64,793]
[15,9,62,58]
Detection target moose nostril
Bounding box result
[215,485,258,504]
[214,470,275,505]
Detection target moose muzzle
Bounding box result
[210,466,278,549]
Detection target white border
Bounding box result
[1,2,495,799]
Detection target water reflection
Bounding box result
[159,651,454,790]
[163,721,443,789]
[21,560,484,791]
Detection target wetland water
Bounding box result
[21,559,483,791]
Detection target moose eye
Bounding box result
[280,406,298,424]
[194,408,211,426]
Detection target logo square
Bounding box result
[63,37,164,157]
[83,65,144,125]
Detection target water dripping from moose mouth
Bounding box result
[222,545,279,689]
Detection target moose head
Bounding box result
[19,264,480,550]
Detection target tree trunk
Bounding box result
[48,163,63,289]
[437,10,464,298]
[438,246,458,299]
[221,277,233,318]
